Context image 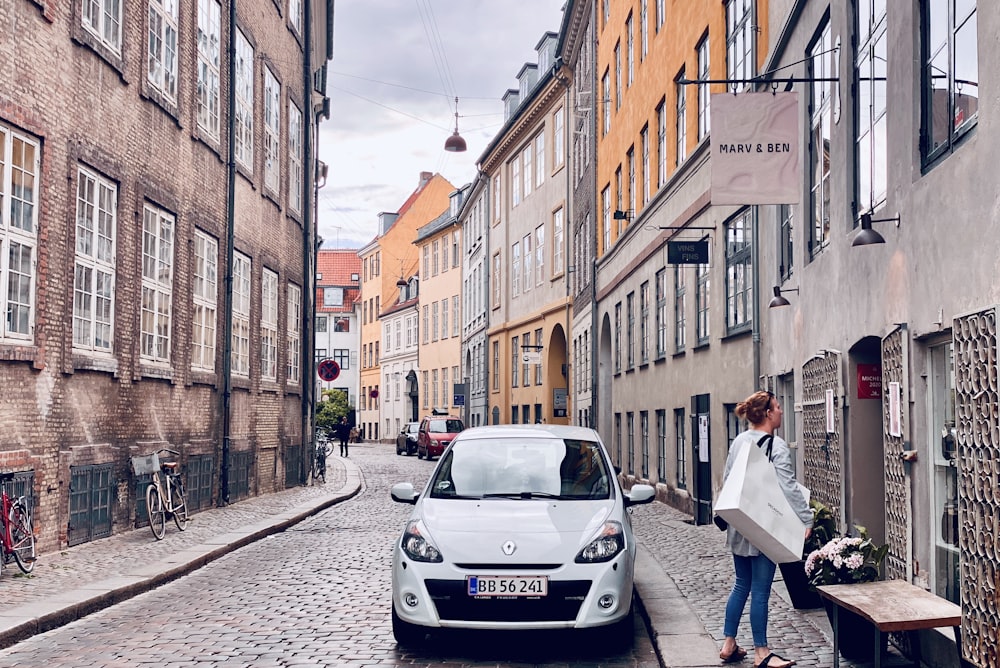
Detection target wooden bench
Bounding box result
[817,580,962,668]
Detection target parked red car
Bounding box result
[416,416,465,460]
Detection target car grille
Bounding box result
[424,579,591,622]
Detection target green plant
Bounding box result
[803,499,837,557]
[805,525,888,587]
[316,389,351,439]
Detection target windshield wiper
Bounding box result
[481,491,565,500]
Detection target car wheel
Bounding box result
[396,442,403,455]
[417,447,424,459]
[391,604,426,646]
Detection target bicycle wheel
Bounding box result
[146,482,166,540]
[9,503,36,574]
[170,478,189,531]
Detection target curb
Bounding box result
[0,459,363,650]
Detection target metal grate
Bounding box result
[228,450,253,501]
[801,352,843,528]
[68,464,114,546]
[186,455,215,511]
[880,326,911,582]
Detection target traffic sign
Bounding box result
[317,358,341,382]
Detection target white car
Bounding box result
[389,424,656,647]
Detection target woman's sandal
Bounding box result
[720,646,747,663]
[754,653,796,668]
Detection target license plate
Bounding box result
[467,575,548,597]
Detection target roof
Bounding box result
[316,249,361,314]
[414,209,454,243]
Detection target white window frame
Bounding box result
[288,101,303,214]
[512,242,521,297]
[523,233,533,293]
[553,107,564,169]
[553,207,564,276]
[83,0,122,53]
[452,295,460,336]
[287,283,301,384]
[534,132,545,187]
[641,125,650,204]
[234,29,254,170]
[148,0,179,101]
[191,229,217,371]
[288,0,303,34]
[698,35,711,140]
[263,66,281,194]
[73,166,117,353]
[535,225,544,286]
[1,125,40,343]
[261,268,278,380]
[676,70,687,165]
[140,204,175,363]
[197,0,222,139]
[232,252,251,376]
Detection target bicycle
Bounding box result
[133,449,189,540]
[314,437,333,483]
[0,472,36,575]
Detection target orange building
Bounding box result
[357,172,454,441]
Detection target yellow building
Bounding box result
[357,172,454,441]
[481,32,571,426]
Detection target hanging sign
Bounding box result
[711,92,800,205]
[667,240,709,264]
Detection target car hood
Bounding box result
[416,499,617,561]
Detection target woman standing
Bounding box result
[719,391,812,668]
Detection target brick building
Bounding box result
[0,0,332,551]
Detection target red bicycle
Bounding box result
[0,472,36,575]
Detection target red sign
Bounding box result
[317,359,340,382]
[857,364,881,399]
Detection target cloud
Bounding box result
[317,0,565,248]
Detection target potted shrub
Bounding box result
[778,499,836,609]
[805,525,889,662]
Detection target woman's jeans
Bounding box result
[723,552,777,647]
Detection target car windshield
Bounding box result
[428,437,612,500]
[406,424,419,434]
[428,419,463,433]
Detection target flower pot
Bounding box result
[778,560,823,609]
[822,599,888,662]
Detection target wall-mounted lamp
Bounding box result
[316,160,329,189]
[852,212,901,247]
[768,285,799,308]
[613,209,632,221]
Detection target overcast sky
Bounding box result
[316,0,566,249]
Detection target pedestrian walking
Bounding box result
[336,417,351,457]
[719,390,812,668]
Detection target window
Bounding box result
[1,125,39,342]
[452,295,459,336]
[232,252,251,376]
[601,186,611,253]
[83,0,122,52]
[640,0,648,61]
[323,287,343,307]
[856,0,888,214]
[534,328,543,385]
[696,262,709,344]
[432,369,439,407]
[675,408,687,489]
[234,29,254,170]
[674,266,686,352]
[779,204,793,282]
[316,315,327,332]
[675,69,687,165]
[535,131,545,187]
[614,413,622,465]
[698,35,711,140]
[656,409,666,481]
[626,292,635,368]
[523,145,533,199]
[726,0,754,87]
[512,336,520,387]
[493,175,501,221]
[602,70,611,135]
[492,252,501,307]
[626,14,634,87]
[641,411,649,478]
[263,67,281,194]
[432,240,439,275]
[615,167,623,233]
[442,367,449,409]
[641,126,650,204]
[922,0,977,165]
[657,100,667,188]
[614,42,622,110]
[288,0,303,34]
[656,0,664,32]
[552,208,564,275]
[432,301,439,341]
[422,245,429,278]
[423,371,429,408]
[511,242,521,297]
[452,232,459,267]
[260,269,278,380]
[492,341,500,391]
[148,0,179,100]
[73,167,117,353]
[140,204,174,362]
[809,21,833,256]
[553,107,564,168]
[639,281,649,363]
[535,225,544,286]
[655,268,667,357]
[197,0,221,139]
[627,412,635,474]
[511,156,521,207]
[288,101,302,213]
[627,147,635,220]
[523,234,533,292]
[725,208,753,332]
[441,298,448,339]
[287,283,300,384]
[191,230,217,371]
[614,302,622,372]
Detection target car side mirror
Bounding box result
[624,483,655,507]
[391,482,419,504]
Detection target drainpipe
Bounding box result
[751,207,761,387]
[301,0,317,485]
[218,0,238,506]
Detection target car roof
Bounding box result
[452,424,602,442]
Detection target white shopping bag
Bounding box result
[714,439,807,564]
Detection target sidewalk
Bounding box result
[0,457,362,650]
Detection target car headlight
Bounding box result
[575,521,626,563]
[400,519,443,562]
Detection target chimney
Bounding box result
[419,171,433,188]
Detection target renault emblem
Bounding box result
[502,540,516,556]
